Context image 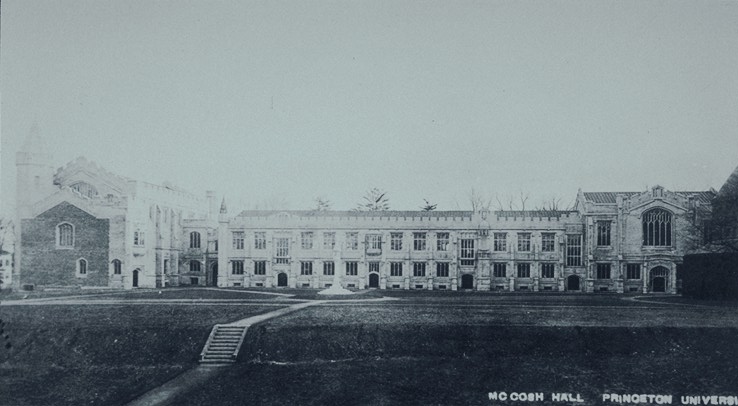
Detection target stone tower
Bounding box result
[16,123,56,218]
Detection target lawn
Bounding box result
[171,299,738,405]
[0,303,287,406]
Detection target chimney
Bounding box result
[206,190,215,220]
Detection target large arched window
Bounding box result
[190,232,201,249]
[642,209,672,246]
[77,258,88,276]
[112,259,122,275]
[57,223,74,248]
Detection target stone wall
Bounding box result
[21,202,109,287]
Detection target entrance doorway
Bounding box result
[277,272,288,287]
[208,263,218,287]
[368,273,379,288]
[461,274,474,289]
[566,275,580,291]
[132,269,140,288]
[650,266,669,292]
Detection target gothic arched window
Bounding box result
[77,258,88,276]
[642,209,672,246]
[57,223,74,248]
[112,259,122,275]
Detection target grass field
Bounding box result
[0,302,286,406]
[1,290,737,406]
[176,298,738,406]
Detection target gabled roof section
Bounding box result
[54,157,130,194]
[718,164,738,197]
[236,210,473,218]
[582,191,714,205]
[582,192,638,204]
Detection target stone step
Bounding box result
[200,324,248,364]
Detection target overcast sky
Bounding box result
[2,0,738,215]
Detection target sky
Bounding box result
[2,0,738,215]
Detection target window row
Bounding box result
[492,233,558,252]
[222,260,644,280]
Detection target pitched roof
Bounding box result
[236,210,473,218]
[582,192,638,204]
[718,164,738,197]
[582,191,715,204]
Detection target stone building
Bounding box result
[209,188,711,294]
[15,125,210,290]
[13,126,722,294]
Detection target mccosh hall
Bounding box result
[11,126,737,294]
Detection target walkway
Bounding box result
[125,300,324,406]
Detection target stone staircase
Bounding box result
[199,324,248,364]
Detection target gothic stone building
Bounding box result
[15,127,719,294]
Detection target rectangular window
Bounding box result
[276,237,290,258]
[517,263,531,278]
[253,260,266,275]
[436,233,450,251]
[346,232,359,250]
[436,262,449,277]
[301,261,313,275]
[366,234,382,253]
[597,221,612,246]
[390,262,403,276]
[232,232,245,250]
[566,235,582,266]
[494,233,507,252]
[597,263,611,279]
[368,262,380,273]
[493,263,507,278]
[301,232,314,250]
[517,233,531,252]
[231,260,244,275]
[323,232,335,250]
[460,238,475,266]
[390,233,403,251]
[134,230,145,247]
[254,232,266,250]
[189,232,200,249]
[323,261,335,276]
[541,233,556,252]
[190,261,201,273]
[413,233,427,251]
[626,264,641,280]
[541,263,555,278]
[345,261,358,276]
[413,262,426,277]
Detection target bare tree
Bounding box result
[420,199,437,211]
[355,188,390,211]
[468,188,491,212]
[518,191,529,211]
[313,197,332,211]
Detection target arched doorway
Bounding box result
[132,269,140,288]
[566,275,580,291]
[277,272,288,287]
[208,263,218,287]
[368,273,379,288]
[461,274,474,289]
[650,266,669,293]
